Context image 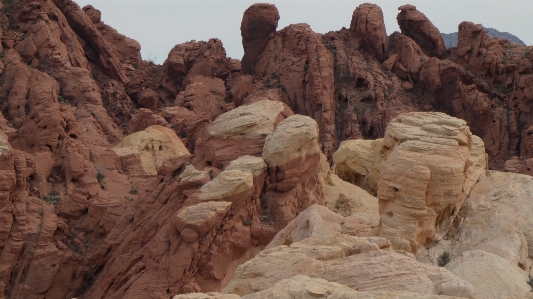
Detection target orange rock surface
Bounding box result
[0,1,532,298]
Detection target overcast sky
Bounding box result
[74,0,532,64]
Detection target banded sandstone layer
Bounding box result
[0,1,532,299]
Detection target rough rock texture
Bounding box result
[323,174,380,220]
[397,5,447,58]
[174,293,240,299]
[223,234,474,298]
[244,275,469,299]
[193,100,293,169]
[161,38,232,100]
[267,204,379,250]
[451,172,533,265]
[240,3,279,75]
[333,139,383,194]
[350,3,388,61]
[2,0,533,298]
[83,155,268,298]
[112,125,190,175]
[377,112,486,253]
[446,250,530,299]
[262,115,323,229]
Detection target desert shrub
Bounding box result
[43,189,61,205]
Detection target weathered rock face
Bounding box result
[333,139,383,194]
[193,100,293,169]
[377,112,486,253]
[247,275,472,299]
[452,172,533,265]
[2,0,533,298]
[397,5,447,58]
[83,155,268,298]
[262,115,323,229]
[350,3,388,61]
[323,174,380,220]
[240,3,279,75]
[446,250,530,299]
[223,234,474,298]
[112,125,190,175]
[251,22,337,157]
[161,38,232,99]
[240,2,533,172]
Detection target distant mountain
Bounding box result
[441,27,526,48]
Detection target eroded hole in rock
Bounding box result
[386,211,393,217]
[361,96,373,103]
[159,145,163,151]
[355,78,368,89]
[69,134,77,139]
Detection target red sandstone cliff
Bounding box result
[0,1,531,298]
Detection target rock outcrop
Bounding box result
[1,0,533,298]
[193,100,293,169]
[397,5,447,58]
[112,125,190,175]
[446,250,530,298]
[262,115,323,229]
[350,3,388,61]
[240,3,279,75]
[377,112,486,253]
[224,234,474,298]
[333,139,382,194]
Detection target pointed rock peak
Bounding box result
[397,4,447,58]
[241,3,280,39]
[350,3,387,61]
[241,3,280,74]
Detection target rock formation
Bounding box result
[240,3,279,75]
[262,115,323,229]
[1,0,533,298]
[224,234,474,297]
[377,112,486,253]
[112,125,190,175]
[193,99,293,169]
[397,5,447,58]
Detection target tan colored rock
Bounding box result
[193,100,293,169]
[267,205,344,248]
[180,165,208,183]
[262,115,323,229]
[446,250,530,299]
[243,275,468,299]
[176,201,232,235]
[377,112,485,253]
[223,235,473,298]
[174,293,240,299]
[333,139,383,194]
[323,174,379,219]
[224,156,266,178]
[113,125,190,175]
[445,171,533,269]
[263,115,320,167]
[209,100,290,139]
[267,204,379,250]
[199,170,253,203]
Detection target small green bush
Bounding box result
[129,188,138,195]
[43,189,61,205]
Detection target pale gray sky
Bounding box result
[74,0,532,64]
